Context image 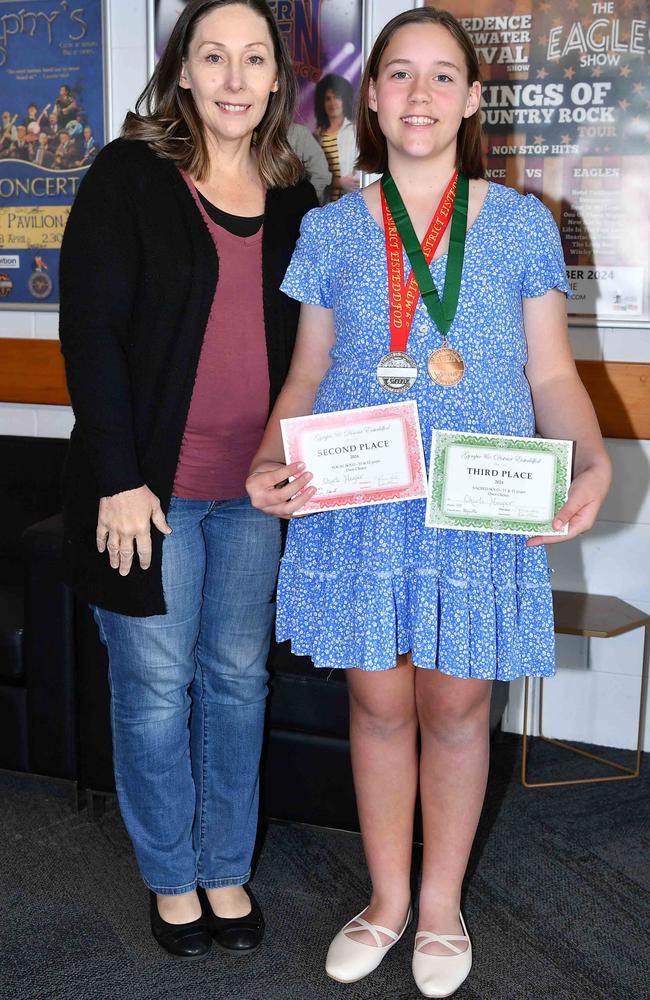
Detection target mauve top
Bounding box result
[173,176,269,500]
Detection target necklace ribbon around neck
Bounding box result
[378,169,469,388]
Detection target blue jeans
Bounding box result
[93,495,280,895]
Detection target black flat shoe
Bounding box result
[202,885,265,953]
[149,891,212,960]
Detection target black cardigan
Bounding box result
[59,138,317,616]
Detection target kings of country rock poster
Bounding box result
[429,0,650,326]
[0,0,106,309]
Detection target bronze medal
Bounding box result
[427,346,465,387]
[377,351,418,393]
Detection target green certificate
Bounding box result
[425,430,573,536]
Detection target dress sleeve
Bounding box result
[520,194,572,299]
[280,206,333,308]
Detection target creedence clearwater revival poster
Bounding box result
[0,0,106,309]
[429,0,650,326]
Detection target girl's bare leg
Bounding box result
[345,655,418,942]
[414,669,492,953]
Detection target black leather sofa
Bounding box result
[6,433,509,832]
[0,436,74,777]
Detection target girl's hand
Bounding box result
[96,485,172,575]
[246,461,316,518]
[526,463,611,547]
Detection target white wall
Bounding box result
[1,0,649,751]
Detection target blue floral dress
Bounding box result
[277,183,571,679]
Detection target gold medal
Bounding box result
[427,346,465,387]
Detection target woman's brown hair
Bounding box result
[356,8,485,178]
[122,0,302,186]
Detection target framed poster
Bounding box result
[0,0,108,310]
[152,1,363,123]
[150,1,363,200]
[428,0,650,329]
[275,0,362,130]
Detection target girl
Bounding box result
[247,8,610,998]
[60,0,315,961]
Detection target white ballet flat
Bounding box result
[325,905,412,984]
[411,911,472,998]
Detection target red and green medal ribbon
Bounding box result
[377,169,469,389]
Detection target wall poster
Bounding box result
[272,0,362,130]
[153,1,363,200]
[0,0,107,310]
[429,0,650,327]
[154,1,363,125]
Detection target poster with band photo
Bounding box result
[428,0,650,328]
[153,1,363,124]
[0,0,107,310]
[152,1,363,202]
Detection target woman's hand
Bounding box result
[246,461,316,518]
[526,462,611,547]
[96,485,172,576]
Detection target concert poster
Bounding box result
[428,0,650,327]
[0,0,107,310]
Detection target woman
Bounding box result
[59,0,316,961]
[313,73,359,201]
[248,7,610,996]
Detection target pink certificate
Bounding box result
[281,401,427,516]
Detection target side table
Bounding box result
[521,591,650,788]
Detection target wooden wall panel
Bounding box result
[576,360,650,441]
[0,338,70,405]
[0,339,648,439]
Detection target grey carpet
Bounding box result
[1,735,648,1000]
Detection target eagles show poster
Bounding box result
[155,1,362,131]
[0,0,106,309]
[430,0,650,327]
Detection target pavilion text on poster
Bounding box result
[430,0,650,326]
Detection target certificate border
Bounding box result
[282,401,427,515]
[426,430,573,535]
